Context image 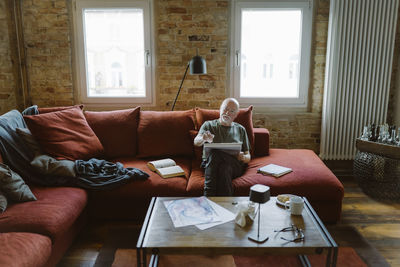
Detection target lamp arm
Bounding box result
[171,63,190,111]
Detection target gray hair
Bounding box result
[220,98,239,110]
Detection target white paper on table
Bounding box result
[164,197,221,228]
[195,198,235,230]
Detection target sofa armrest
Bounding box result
[253,128,270,157]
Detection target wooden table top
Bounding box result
[139,196,336,256]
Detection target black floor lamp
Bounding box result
[171,52,207,111]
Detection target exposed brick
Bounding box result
[182,15,192,21]
[0,93,10,99]
[188,88,209,94]
[166,7,187,14]
[217,1,228,8]
[188,35,210,41]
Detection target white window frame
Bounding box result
[72,0,154,105]
[229,0,313,108]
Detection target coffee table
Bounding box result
[137,196,338,267]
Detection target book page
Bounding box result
[147,158,176,171]
[157,165,185,178]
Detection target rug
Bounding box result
[94,225,389,267]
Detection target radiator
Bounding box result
[320,0,399,160]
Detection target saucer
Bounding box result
[276,194,299,206]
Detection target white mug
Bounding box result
[285,196,304,216]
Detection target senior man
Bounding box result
[194,98,250,196]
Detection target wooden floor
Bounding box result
[58,171,400,267]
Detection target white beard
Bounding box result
[220,115,233,125]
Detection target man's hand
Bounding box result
[202,131,214,143]
[237,151,251,163]
[194,130,214,146]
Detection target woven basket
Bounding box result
[354,151,400,200]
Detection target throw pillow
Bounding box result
[38,104,84,114]
[0,163,36,202]
[137,110,196,158]
[84,107,140,159]
[24,107,104,161]
[16,127,42,156]
[0,190,7,213]
[195,106,255,152]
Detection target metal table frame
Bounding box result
[137,197,338,267]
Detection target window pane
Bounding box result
[83,9,145,97]
[240,10,302,98]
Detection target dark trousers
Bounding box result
[201,150,245,196]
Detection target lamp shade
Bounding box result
[249,184,270,204]
[189,55,207,75]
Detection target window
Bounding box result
[73,0,153,104]
[230,0,313,107]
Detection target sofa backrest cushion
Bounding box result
[84,107,140,159]
[137,110,196,158]
[195,106,255,152]
[38,104,84,114]
[24,107,104,161]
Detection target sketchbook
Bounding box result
[203,142,242,157]
[257,163,292,177]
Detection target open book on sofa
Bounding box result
[147,158,185,179]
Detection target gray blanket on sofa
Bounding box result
[0,108,149,190]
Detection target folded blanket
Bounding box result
[75,159,149,190]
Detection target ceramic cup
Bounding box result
[285,196,304,216]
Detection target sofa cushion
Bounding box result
[187,149,344,222]
[38,104,84,114]
[0,186,88,241]
[253,128,270,156]
[88,157,190,220]
[195,106,254,152]
[84,107,140,159]
[189,130,203,162]
[0,232,52,267]
[24,107,104,161]
[0,163,36,202]
[137,110,196,158]
[231,149,344,199]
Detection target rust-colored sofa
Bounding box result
[0,106,344,266]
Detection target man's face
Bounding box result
[220,101,239,126]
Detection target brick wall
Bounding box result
[0,0,398,153]
[157,0,229,109]
[0,0,17,115]
[22,0,74,107]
